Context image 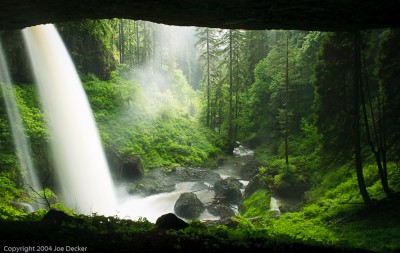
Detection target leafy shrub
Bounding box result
[0,171,26,220]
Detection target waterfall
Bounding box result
[270,197,281,216]
[0,41,41,210]
[22,24,117,215]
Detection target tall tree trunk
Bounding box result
[284,32,289,167]
[360,45,392,196]
[235,45,239,140]
[228,30,234,148]
[143,22,147,65]
[354,31,372,205]
[119,19,125,64]
[206,28,210,127]
[152,25,156,74]
[218,97,223,134]
[378,86,391,195]
[135,20,140,66]
[128,20,134,67]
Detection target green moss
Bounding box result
[241,189,271,218]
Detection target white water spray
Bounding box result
[117,182,219,222]
[270,197,281,216]
[0,41,41,209]
[22,24,117,215]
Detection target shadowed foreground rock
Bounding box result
[155,213,189,230]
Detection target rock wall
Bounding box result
[0,0,400,31]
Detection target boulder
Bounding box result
[129,167,222,196]
[239,159,266,180]
[213,177,243,205]
[42,209,74,224]
[121,155,144,181]
[191,182,210,191]
[203,217,239,229]
[168,167,222,184]
[174,192,205,219]
[207,203,236,218]
[155,213,189,230]
[243,174,270,198]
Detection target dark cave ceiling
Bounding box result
[0,0,400,31]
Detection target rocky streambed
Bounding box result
[119,144,265,223]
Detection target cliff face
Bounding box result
[0,0,400,31]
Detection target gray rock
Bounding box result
[129,167,221,196]
[207,203,236,218]
[213,177,242,205]
[121,155,144,181]
[174,192,205,219]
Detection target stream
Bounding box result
[115,143,279,223]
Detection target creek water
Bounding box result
[115,182,218,222]
[114,144,253,223]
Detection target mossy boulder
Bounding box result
[207,203,236,218]
[213,177,243,205]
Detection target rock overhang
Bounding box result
[0,0,399,31]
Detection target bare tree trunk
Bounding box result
[354,31,372,205]
[119,19,125,64]
[360,43,392,196]
[206,28,211,127]
[284,32,289,167]
[228,30,234,149]
[135,20,140,66]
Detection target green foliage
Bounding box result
[68,214,155,234]
[262,212,341,245]
[0,171,26,220]
[57,20,118,79]
[233,161,400,252]
[13,84,48,142]
[241,31,315,156]
[377,29,400,162]
[241,189,271,218]
[81,64,223,170]
[251,157,311,198]
[339,219,400,253]
[313,32,355,160]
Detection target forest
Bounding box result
[0,19,399,253]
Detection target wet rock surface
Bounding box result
[174,192,205,219]
[213,177,243,205]
[128,167,222,196]
[207,203,236,218]
[127,144,263,221]
[120,155,145,181]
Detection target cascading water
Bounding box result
[270,197,281,216]
[117,182,218,222]
[0,41,41,210]
[22,24,117,215]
